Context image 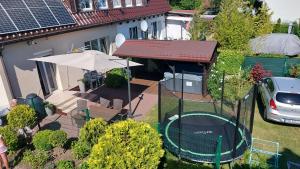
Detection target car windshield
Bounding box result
[276,92,300,105]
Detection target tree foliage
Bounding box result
[214,0,254,51]
[170,0,201,10]
[87,120,164,169]
[189,5,213,40]
[253,4,273,36]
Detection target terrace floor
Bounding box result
[36,78,209,138]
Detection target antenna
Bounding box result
[140,20,148,32]
[115,33,126,48]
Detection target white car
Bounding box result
[259,77,300,125]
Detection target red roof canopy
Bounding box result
[113,40,218,63]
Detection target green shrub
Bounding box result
[33,130,68,150]
[71,141,91,160]
[33,130,53,151]
[0,125,19,152]
[104,68,127,88]
[50,130,67,148]
[56,160,74,169]
[7,104,36,129]
[23,149,50,169]
[79,118,106,146]
[87,120,164,169]
[78,161,89,169]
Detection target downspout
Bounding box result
[0,45,15,101]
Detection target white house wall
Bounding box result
[166,19,191,40]
[116,15,166,40]
[2,24,117,101]
[263,0,300,23]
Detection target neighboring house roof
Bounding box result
[0,0,171,44]
[113,40,218,63]
[169,10,196,15]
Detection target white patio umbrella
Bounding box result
[250,33,300,56]
[29,50,142,116]
[29,50,141,73]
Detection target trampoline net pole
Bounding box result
[220,71,225,115]
[215,135,223,169]
[249,84,258,134]
[178,98,182,158]
[232,100,242,159]
[158,81,162,132]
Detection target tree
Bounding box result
[214,0,254,51]
[180,0,202,10]
[189,5,213,40]
[253,4,273,36]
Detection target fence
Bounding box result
[243,56,300,77]
[158,72,257,166]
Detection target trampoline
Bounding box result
[162,112,252,163]
[158,72,256,165]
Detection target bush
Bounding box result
[0,125,19,152]
[49,130,67,148]
[87,120,164,169]
[288,64,300,78]
[33,130,53,151]
[7,104,36,129]
[104,68,127,88]
[250,63,272,83]
[78,161,89,169]
[23,149,50,169]
[79,118,107,146]
[56,160,74,169]
[71,141,91,159]
[33,130,67,151]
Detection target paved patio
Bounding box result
[36,78,209,137]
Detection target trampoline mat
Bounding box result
[162,112,251,163]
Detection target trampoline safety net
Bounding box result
[158,73,256,164]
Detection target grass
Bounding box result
[143,100,300,169]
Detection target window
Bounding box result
[129,27,138,39]
[276,92,300,105]
[136,0,143,6]
[84,37,108,54]
[113,0,122,8]
[151,22,157,39]
[98,0,108,9]
[79,0,93,11]
[125,0,132,7]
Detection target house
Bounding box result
[0,0,171,106]
[260,0,300,23]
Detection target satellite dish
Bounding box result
[115,33,126,48]
[140,20,148,32]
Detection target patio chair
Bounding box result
[99,97,110,108]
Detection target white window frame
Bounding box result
[129,26,138,39]
[84,37,108,54]
[125,0,133,7]
[98,0,108,9]
[79,0,93,11]
[136,0,143,6]
[113,0,122,8]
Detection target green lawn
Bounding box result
[143,102,300,169]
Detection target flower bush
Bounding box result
[56,160,75,169]
[7,104,36,129]
[288,64,300,78]
[71,141,91,160]
[23,149,50,169]
[104,68,127,88]
[79,118,107,146]
[33,130,68,151]
[49,130,67,148]
[87,120,164,169]
[250,63,272,83]
[0,125,19,152]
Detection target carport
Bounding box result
[113,40,218,96]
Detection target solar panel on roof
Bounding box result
[0,0,75,35]
[0,6,18,34]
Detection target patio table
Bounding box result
[83,104,121,122]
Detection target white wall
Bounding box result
[2,24,117,102]
[264,0,300,23]
[116,15,166,40]
[166,16,192,40]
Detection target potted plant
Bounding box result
[44,102,56,116]
[77,79,86,93]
